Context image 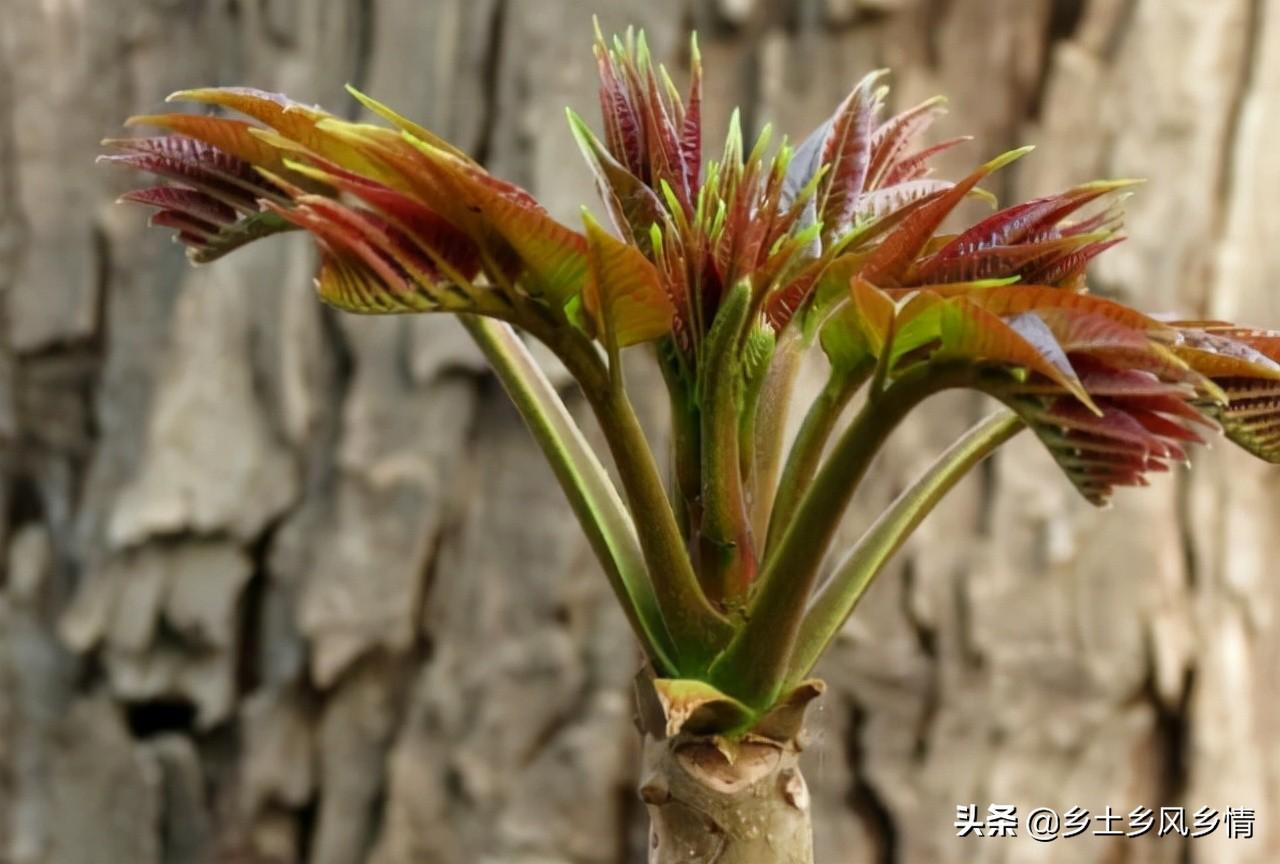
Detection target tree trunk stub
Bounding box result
[641,733,814,864]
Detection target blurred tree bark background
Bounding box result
[1,1,1278,862]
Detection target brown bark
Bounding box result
[2,2,1279,863]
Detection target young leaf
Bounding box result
[860,146,1034,285]
[581,210,674,348]
[567,108,668,248]
[124,113,296,175]
[166,87,390,181]
[401,136,590,306]
[817,70,887,241]
[101,134,298,261]
[345,83,472,160]
[923,296,1098,412]
[867,95,948,188]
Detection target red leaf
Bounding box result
[593,33,646,178]
[119,186,237,226]
[818,70,886,240]
[125,112,296,177]
[867,95,947,188]
[100,136,270,210]
[879,137,971,186]
[860,147,1033,286]
[911,233,1105,284]
[929,179,1138,265]
[283,157,481,281]
[679,36,703,196]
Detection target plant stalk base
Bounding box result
[640,733,813,864]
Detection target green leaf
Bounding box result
[345,83,472,160]
[818,277,924,376]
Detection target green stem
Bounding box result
[699,282,756,606]
[461,316,678,672]
[785,409,1023,685]
[656,340,702,563]
[709,364,972,708]
[736,330,776,514]
[590,383,736,672]
[764,362,868,562]
[502,300,732,674]
[748,330,806,548]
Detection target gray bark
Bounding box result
[2,1,1279,863]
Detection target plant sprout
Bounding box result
[102,24,1280,864]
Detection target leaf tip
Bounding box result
[992,144,1035,168]
[579,204,601,229]
[864,67,892,85]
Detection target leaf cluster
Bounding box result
[102,24,1280,730]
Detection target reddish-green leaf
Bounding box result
[567,109,667,248]
[581,210,674,347]
[164,87,393,180]
[929,179,1138,263]
[933,296,1096,411]
[344,84,471,161]
[403,138,589,305]
[860,147,1033,285]
[867,95,947,188]
[125,113,295,175]
[880,137,972,186]
[817,70,887,241]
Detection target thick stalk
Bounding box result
[699,283,756,605]
[455,251,721,669]
[786,409,1023,685]
[587,373,735,672]
[640,734,813,864]
[736,328,777,529]
[657,342,702,554]
[531,321,733,674]
[711,364,972,708]
[764,363,866,560]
